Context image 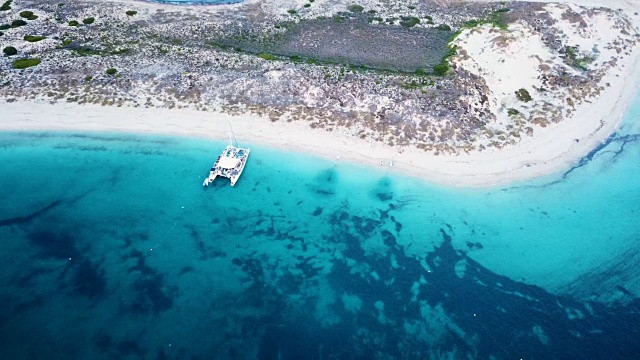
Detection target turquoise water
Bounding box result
[0,94,639,358]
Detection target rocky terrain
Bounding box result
[0,0,638,154]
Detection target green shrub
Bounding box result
[436,24,451,31]
[433,63,449,76]
[0,24,9,30]
[3,46,17,56]
[19,10,33,18]
[24,35,46,42]
[68,20,79,26]
[287,9,296,14]
[258,52,276,60]
[463,19,481,28]
[125,10,137,16]
[0,0,11,11]
[347,4,364,12]
[515,88,532,102]
[82,17,95,25]
[74,47,103,56]
[0,31,3,36]
[415,68,425,76]
[27,15,38,20]
[11,19,27,28]
[564,46,593,71]
[12,58,41,69]
[496,8,511,13]
[507,108,520,116]
[400,16,420,28]
[106,68,117,75]
[303,3,310,7]
[85,75,93,82]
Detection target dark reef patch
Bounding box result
[130,273,174,315]
[95,333,147,358]
[381,229,397,246]
[0,200,62,227]
[125,250,175,315]
[371,177,394,202]
[13,267,54,288]
[466,241,483,250]
[72,258,107,299]
[504,131,640,191]
[27,229,79,260]
[178,266,194,276]
[307,168,338,196]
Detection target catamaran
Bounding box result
[203,121,250,187]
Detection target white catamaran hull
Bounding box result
[203,120,250,188]
[230,150,250,186]
[203,147,250,187]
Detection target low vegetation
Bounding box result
[222,17,454,73]
[19,10,33,18]
[24,35,47,42]
[507,108,520,116]
[462,9,510,30]
[347,4,364,13]
[564,46,594,71]
[433,44,457,76]
[83,17,95,25]
[106,68,117,75]
[258,52,276,60]
[433,63,449,76]
[515,88,532,102]
[11,19,27,28]
[12,58,41,69]
[125,10,137,16]
[69,20,79,26]
[3,46,17,56]
[0,0,12,11]
[399,16,420,28]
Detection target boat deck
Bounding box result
[203,145,250,187]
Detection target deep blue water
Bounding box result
[0,94,639,359]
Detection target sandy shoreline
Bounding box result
[2,0,640,187]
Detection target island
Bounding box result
[1,0,639,186]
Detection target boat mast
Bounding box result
[228,119,238,147]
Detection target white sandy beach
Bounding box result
[2,0,640,187]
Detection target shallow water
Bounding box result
[0,94,639,359]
